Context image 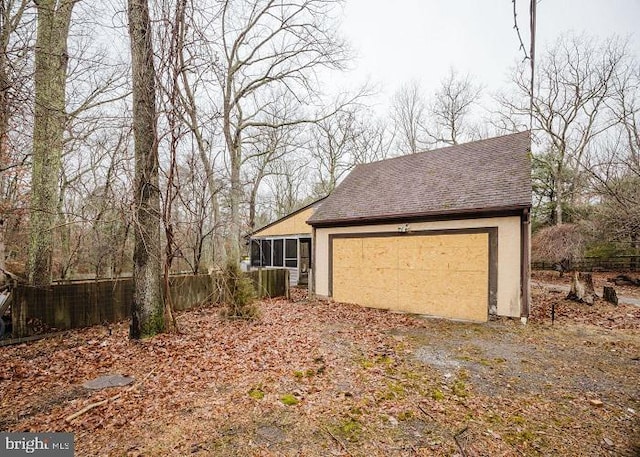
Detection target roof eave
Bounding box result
[250,196,328,236]
[308,204,532,228]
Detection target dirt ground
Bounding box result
[1,288,639,456]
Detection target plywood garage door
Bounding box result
[331,232,490,322]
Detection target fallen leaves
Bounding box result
[0,292,638,456]
[529,287,640,329]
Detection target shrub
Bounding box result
[220,261,258,319]
[532,224,585,273]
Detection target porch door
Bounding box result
[298,238,311,285]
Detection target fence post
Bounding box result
[285,269,290,300]
[12,287,27,338]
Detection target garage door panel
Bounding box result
[397,291,487,321]
[332,231,490,322]
[362,286,397,309]
[339,285,396,309]
[332,268,356,292]
[430,294,488,321]
[333,239,363,268]
[361,267,397,287]
[443,271,488,291]
[333,268,398,302]
[362,238,397,267]
[334,268,398,288]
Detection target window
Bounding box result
[261,240,272,267]
[285,239,297,268]
[273,239,283,267]
[250,240,261,267]
[250,238,297,268]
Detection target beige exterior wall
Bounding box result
[314,216,523,318]
[253,207,314,237]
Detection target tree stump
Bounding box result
[567,272,596,305]
[603,286,618,306]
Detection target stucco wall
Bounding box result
[314,216,523,318]
[253,207,314,237]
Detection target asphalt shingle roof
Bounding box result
[308,132,532,226]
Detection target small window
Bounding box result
[261,240,272,267]
[251,240,261,267]
[285,239,297,258]
[285,239,297,268]
[273,239,283,267]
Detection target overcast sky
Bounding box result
[334,0,640,110]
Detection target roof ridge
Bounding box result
[357,130,530,168]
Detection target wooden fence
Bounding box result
[533,255,640,272]
[248,268,290,300]
[9,269,289,339]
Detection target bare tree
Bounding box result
[152,0,229,276]
[176,76,226,269]
[128,0,166,338]
[244,110,297,232]
[426,68,482,147]
[28,0,76,285]
[587,66,640,257]
[263,155,312,219]
[172,151,217,273]
[309,108,363,196]
[390,80,428,154]
[353,116,393,164]
[0,0,29,173]
[0,0,31,275]
[497,33,628,225]
[216,0,349,264]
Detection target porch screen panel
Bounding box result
[251,240,261,267]
[261,240,272,266]
[273,239,284,267]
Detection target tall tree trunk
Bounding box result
[228,143,242,264]
[0,217,5,272]
[128,0,164,339]
[554,163,563,225]
[28,0,74,286]
[223,92,242,265]
[0,44,6,271]
[248,170,265,233]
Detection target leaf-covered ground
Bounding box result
[532,270,640,300]
[1,289,639,456]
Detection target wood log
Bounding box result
[603,286,618,306]
[64,394,121,423]
[567,272,596,305]
[609,274,640,287]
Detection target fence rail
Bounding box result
[532,255,640,272]
[7,269,289,339]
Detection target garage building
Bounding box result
[307,132,532,322]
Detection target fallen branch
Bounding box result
[454,426,469,457]
[416,403,435,420]
[65,394,121,423]
[65,367,157,423]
